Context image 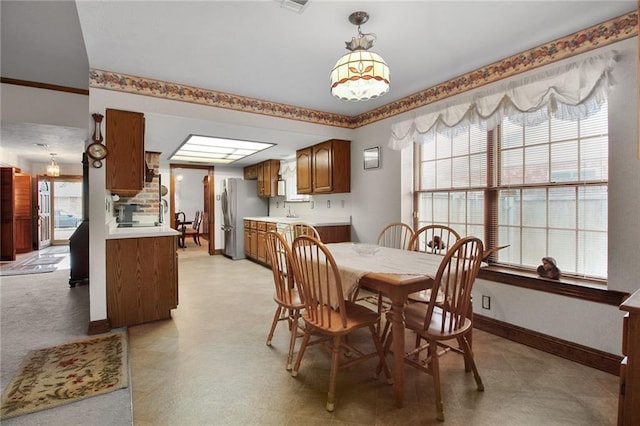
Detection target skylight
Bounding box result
[169,135,275,164]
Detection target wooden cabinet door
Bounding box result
[312,141,333,193]
[244,221,251,257]
[106,236,177,327]
[257,222,267,262]
[14,173,32,253]
[296,147,312,194]
[250,228,258,258]
[106,109,145,194]
[261,161,272,197]
[256,162,265,197]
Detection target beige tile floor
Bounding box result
[129,245,619,425]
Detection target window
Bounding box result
[415,102,608,279]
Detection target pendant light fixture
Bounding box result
[330,11,390,102]
[46,153,60,177]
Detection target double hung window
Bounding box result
[415,102,608,279]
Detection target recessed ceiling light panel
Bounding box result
[170,135,275,165]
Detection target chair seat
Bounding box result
[274,289,303,310]
[302,301,380,335]
[403,303,473,340]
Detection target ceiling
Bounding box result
[1,0,635,166]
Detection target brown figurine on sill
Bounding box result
[537,256,561,280]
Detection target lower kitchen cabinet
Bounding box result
[106,235,178,328]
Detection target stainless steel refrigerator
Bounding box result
[221,178,268,260]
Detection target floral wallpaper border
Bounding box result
[90,12,637,130]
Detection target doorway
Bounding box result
[35,175,82,247]
[170,165,215,255]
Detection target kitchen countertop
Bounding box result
[243,216,351,227]
[106,220,180,240]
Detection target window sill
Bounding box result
[477,266,628,306]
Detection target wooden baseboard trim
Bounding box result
[474,314,622,376]
[87,319,111,335]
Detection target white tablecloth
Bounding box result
[325,243,443,300]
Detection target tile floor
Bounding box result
[129,245,619,425]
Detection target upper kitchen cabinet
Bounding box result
[297,139,350,195]
[243,164,258,180]
[257,160,280,198]
[106,109,145,195]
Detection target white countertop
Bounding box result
[106,220,180,240]
[243,216,351,226]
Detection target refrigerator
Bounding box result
[221,178,268,260]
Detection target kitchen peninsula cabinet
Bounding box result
[106,108,145,195]
[106,235,178,328]
[297,139,350,195]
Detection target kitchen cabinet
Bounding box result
[316,225,351,243]
[245,220,276,265]
[243,164,258,180]
[106,108,145,195]
[619,289,640,425]
[106,235,178,328]
[296,139,350,194]
[257,160,280,198]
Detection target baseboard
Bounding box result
[87,319,111,335]
[473,314,622,376]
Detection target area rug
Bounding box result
[0,248,68,276]
[0,332,128,420]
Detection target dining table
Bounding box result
[325,242,444,408]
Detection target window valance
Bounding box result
[389,51,617,150]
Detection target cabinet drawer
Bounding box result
[267,223,277,232]
[250,221,257,229]
[257,221,267,231]
[244,221,250,229]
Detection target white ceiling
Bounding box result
[1,0,636,166]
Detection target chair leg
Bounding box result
[286,310,300,371]
[291,328,311,377]
[428,340,445,421]
[326,335,342,412]
[459,336,484,391]
[266,306,282,346]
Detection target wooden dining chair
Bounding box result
[377,222,414,250]
[383,236,485,421]
[180,211,203,247]
[289,235,391,412]
[368,222,415,334]
[264,230,305,370]
[409,224,461,254]
[280,222,320,247]
[406,225,461,305]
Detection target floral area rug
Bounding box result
[1,332,128,420]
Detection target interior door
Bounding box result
[37,177,51,249]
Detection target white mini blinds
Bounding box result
[389,50,617,150]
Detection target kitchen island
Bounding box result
[105,221,179,328]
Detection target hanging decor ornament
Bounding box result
[87,113,108,167]
[330,11,390,102]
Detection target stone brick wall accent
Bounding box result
[113,152,161,221]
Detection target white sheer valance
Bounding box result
[389,51,617,150]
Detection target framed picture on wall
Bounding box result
[364,147,380,170]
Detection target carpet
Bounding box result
[0,332,129,420]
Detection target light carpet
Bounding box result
[0,332,128,420]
